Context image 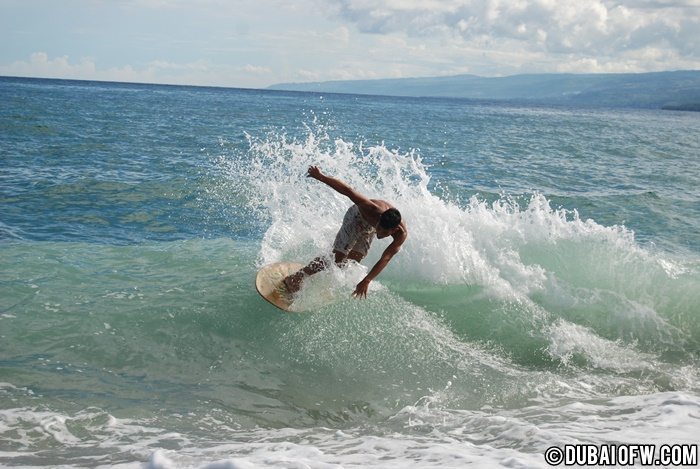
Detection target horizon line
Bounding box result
[3,68,699,91]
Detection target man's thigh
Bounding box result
[347,250,364,263]
[333,250,364,264]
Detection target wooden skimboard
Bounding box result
[255,262,304,312]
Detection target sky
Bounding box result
[1,0,698,88]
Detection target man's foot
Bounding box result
[282,276,294,293]
[283,272,304,293]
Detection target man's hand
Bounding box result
[307,166,323,180]
[352,278,370,299]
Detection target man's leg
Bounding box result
[347,250,365,263]
[283,204,364,294]
[284,250,349,293]
[334,250,349,265]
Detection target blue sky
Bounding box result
[1,0,698,88]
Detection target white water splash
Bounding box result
[214,127,700,381]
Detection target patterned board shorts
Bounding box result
[333,205,376,257]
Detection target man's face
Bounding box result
[376,226,395,239]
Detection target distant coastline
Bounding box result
[269,71,700,110]
[3,73,699,111]
[661,103,700,112]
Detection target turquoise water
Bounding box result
[1,77,699,468]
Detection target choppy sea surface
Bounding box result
[1,76,699,468]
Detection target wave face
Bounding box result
[218,128,700,367]
[1,77,699,468]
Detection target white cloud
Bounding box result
[116,0,224,9]
[1,0,696,87]
[0,52,192,83]
[0,52,276,87]
[240,64,272,74]
[149,60,210,72]
[0,52,97,79]
[296,69,322,81]
[327,0,700,73]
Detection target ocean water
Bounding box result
[1,76,699,468]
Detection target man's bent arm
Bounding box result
[365,253,395,283]
[352,239,403,298]
[363,236,405,283]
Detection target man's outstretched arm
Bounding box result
[307,166,373,209]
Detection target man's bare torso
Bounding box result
[358,199,407,240]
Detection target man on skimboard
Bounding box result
[283,166,408,298]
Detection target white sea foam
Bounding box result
[3,391,689,468]
[219,130,690,300]
[216,129,699,372]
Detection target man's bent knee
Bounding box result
[333,250,348,265]
[348,250,365,263]
[333,250,364,266]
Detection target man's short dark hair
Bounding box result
[379,208,401,230]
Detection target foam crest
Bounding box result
[218,129,686,297]
[215,128,699,363]
[545,320,655,371]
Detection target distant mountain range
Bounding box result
[269,71,700,110]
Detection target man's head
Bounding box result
[376,208,401,238]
